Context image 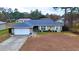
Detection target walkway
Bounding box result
[0,35,27,51]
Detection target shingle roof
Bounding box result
[26,18,64,26]
[13,18,64,28]
[12,23,32,28]
[0,21,6,24]
[27,19,54,26]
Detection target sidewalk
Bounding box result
[0,36,27,51]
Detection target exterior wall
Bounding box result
[16,18,31,23]
[16,20,23,23]
[0,24,6,30]
[54,26,62,32]
[38,26,62,32]
[50,27,53,31]
[13,28,31,35]
[45,26,56,31]
[30,28,33,34]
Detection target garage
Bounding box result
[13,28,31,35]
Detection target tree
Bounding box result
[29,9,44,19]
[68,7,79,27]
[0,12,7,21]
[12,8,24,19]
[46,14,61,20]
[53,7,71,25]
[53,7,79,27]
[23,12,30,18]
[14,8,18,12]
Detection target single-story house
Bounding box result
[12,18,64,35]
[0,21,6,30]
[16,18,31,23]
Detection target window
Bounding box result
[41,26,46,31]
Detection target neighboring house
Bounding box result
[56,18,64,24]
[0,21,6,30]
[16,18,31,23]
[12,18,64,35]
[0,8,4,13]
[0,11,2,13]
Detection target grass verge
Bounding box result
[0,29,10,42]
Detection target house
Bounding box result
[12,18,64,35]
[0,21,6,30]
[56,18,64,24]
[0,8,4,13]
[16,18,31,23]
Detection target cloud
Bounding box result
[0,0,53,8]
[0,0,65,15]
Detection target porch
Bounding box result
[33,26,62,32]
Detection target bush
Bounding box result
[62,26,69,31]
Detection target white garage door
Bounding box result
[13,29,31,35]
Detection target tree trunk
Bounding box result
[70,9,73,28]
[64,8,67,26]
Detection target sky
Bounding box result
[17,7,64,15]
[0,0,78,15]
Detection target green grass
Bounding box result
[0,29,9,35]
[38,31,66,34]
[38,31,72,35]
[38,32,50,35]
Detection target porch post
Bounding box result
[40,26,43,32]
[45,26,48,31]
[38,26,41,31]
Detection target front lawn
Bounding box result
[0,29,9,35]
[20,32,79,51]
[38,32,50,35]
[0,29,10,42]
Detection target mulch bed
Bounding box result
[20,33,79,51]
[72,32,79,35]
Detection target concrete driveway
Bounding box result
[0,35,28,51]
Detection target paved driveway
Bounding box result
[0,35,27,51]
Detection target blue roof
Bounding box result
[27,19,54,26]
[12,18,64,28]
[12,23,32,28]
